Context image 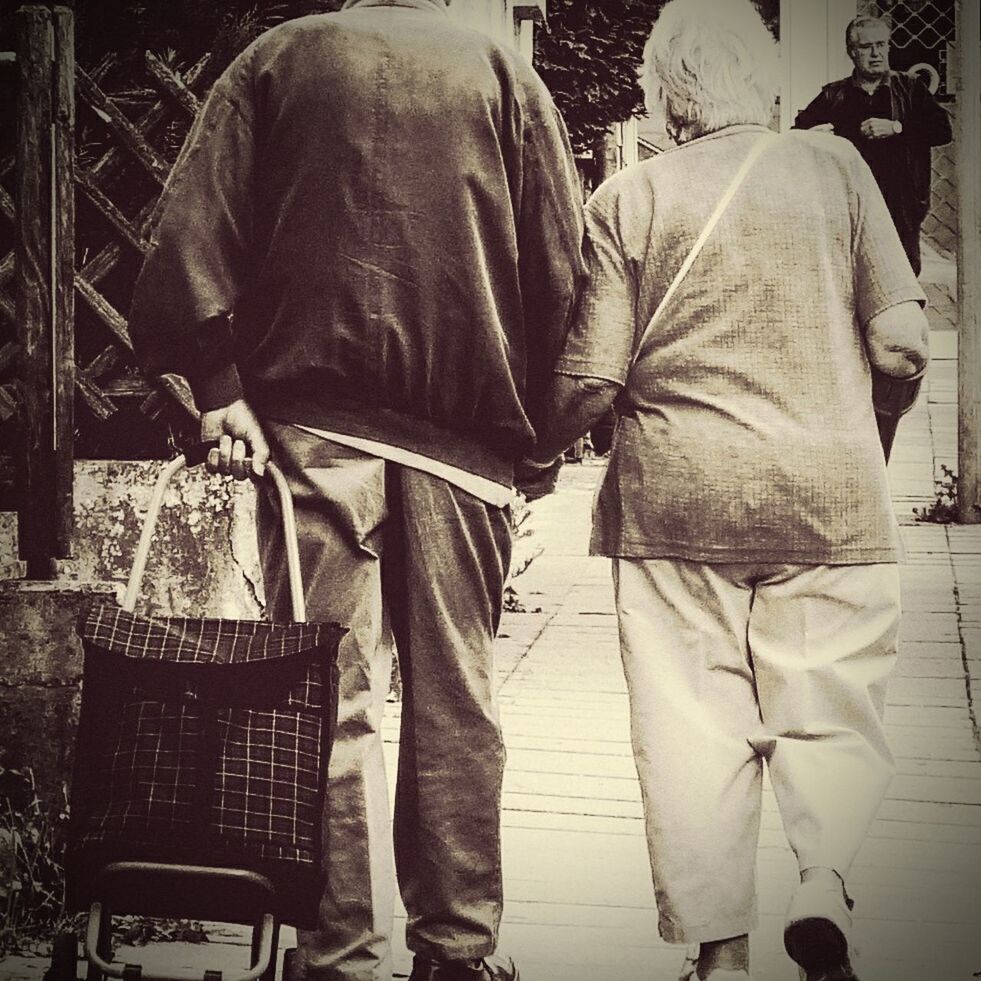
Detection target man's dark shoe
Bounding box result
[408,954,519,981]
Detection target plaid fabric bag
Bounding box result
[65,456,343,928]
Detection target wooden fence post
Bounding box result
[14,4,75,576]
[957,0,981,523]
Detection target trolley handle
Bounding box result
[121,453,305,623]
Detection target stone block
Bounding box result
[0,684,81,810]
[69,460,264,618]
[0,581,116,685]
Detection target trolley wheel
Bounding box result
[45,931,78,981]
[281,947,299,981]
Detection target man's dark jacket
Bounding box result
[129,0,586,486]
[794,70,951,230]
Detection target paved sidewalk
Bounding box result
[3,267,979,981]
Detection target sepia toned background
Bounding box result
[0,1,978,979]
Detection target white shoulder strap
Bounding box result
[631,131,778,366]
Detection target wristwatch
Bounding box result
[891,119,903,135]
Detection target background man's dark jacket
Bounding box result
[794,70,951,269]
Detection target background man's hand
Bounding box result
[860,117,898,139]
[200,399,270,480]
[810,122,835,133]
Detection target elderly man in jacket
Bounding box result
[128,2,585,979]
[794,14,952,275]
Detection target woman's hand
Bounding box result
[200,398,270,480]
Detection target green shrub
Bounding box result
[0,767,72,955]
[914,465,958,523]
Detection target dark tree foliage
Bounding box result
[0,1,346,162]
[70,0,345,81]
[534,0,781,156]
[0,1,345,82]
[534,0,664,155]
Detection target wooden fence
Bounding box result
[0,4,204,576]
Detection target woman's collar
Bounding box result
[662,123,775,155]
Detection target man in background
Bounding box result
[128,1,585,979]
[795,14,952,275]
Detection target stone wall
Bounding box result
[68,460,264,618]
[0,461,264,806]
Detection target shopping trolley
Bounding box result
[46,453,343,981]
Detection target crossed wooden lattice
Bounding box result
[0,50,208,436]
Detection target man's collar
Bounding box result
[850,70,893,92]
[342,0,449,15]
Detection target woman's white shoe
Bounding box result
[678,948,752,981]
[784,878,858,980]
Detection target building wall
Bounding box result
[446,0,511,44]
[780,0,856,129]
[446,0,543,61]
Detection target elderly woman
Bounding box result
[523,0,929,978]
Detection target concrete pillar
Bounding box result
[516,16,534,62]
[620,118,640,169]
[957,0,981,520]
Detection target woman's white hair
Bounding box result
[639,0,779,143]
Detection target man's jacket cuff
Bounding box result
[187,361,245,412]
